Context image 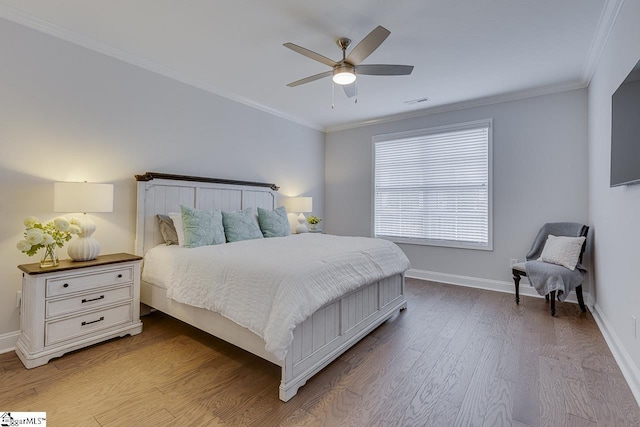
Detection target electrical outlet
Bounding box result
[510,258,518,267]
[633,315,637,339]
[16,291,22,308]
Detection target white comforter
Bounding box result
[142,233,409,360]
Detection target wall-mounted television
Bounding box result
[611,59,640,187]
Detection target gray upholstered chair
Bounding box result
[512,222,588,316]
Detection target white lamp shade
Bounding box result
[287,196,312,213]
[54,182,114,213]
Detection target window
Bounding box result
[373,119,492,250]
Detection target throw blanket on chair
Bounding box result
[524,261,585,302]
[524,222,587,302]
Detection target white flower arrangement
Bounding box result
[17,216,80,257]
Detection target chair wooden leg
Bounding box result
[576,285,586,312]
[545,294,549,301]
[550,290,556,316]
[513,271,520,305]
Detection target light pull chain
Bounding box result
[355,79,358,104]
[331,80,335,109]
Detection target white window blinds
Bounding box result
[373,120,492,250]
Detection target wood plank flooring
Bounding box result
[2,278,639,426]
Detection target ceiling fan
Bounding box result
[284,25,414,98]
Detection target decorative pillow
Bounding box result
[157,214,178,245]
[538,235,586,271]
[222,208,264,243]
[180,205,225,248]
[257,206,291,238]
[168,212,185,246]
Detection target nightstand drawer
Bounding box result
[45,303,133,346]
[46,266,133,297]
[46,285,133,318]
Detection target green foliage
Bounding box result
[307,215,322,225]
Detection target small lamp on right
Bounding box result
[287,197,313,233]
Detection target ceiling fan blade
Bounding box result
[343,84,356,98]
[286,71,333,87]
[283,42,338,68]
[356,64,414,76]
[346,26,391,66]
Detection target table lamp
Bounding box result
[287,196,313,233]
[54,182,114,261]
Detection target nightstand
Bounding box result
[16,253,143,368]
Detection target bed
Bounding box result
[134,172,409,401]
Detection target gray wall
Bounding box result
[326,89,588,284]
[587,0,640,388]
[0,18,325,337]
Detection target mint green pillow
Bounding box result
[257,206,291,238]
[180,205,225,248]
[222,208,264,243]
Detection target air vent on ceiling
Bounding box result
[404,97,429,105]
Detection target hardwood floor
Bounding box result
[2,278,639,426]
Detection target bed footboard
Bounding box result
[280,273,406,401]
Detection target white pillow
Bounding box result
[168,212,185,246]
[538,235,586,271]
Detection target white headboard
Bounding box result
[135,172,278,256]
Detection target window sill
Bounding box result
[377,236,493,251]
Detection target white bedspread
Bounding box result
[142,233,409,360]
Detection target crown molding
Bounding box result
[0,4,324,132]
[1,2,617,135]
[581,0,626,84]
[325,80,587,133]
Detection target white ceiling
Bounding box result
[0,0,616,131]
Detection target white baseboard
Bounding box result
[0,330,20,354]
[591,303,640,406]
[406,268,590,306]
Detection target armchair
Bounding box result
[512,222,588,316]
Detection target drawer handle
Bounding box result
[117,274,123,278]
[82,295,105,303]
[63,283,69,288]
[81,316,104,326]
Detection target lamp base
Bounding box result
[296,213,309,234]
[68,214,101,261]
[67,237,101,261]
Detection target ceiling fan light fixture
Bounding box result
[332,65,356,85]
[284,25,413,96]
